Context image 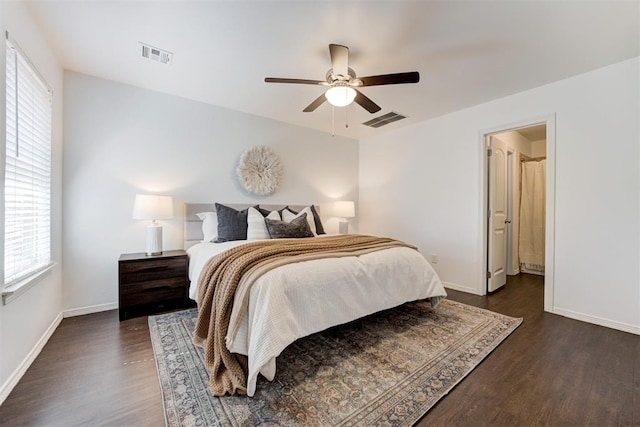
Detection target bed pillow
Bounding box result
[196,211,217,242]
[247,207,280,240]
[265,213,314,239]
[282,207,317,235]
[280,205,326,235]
[309,205,326,235]
[215,203,250,242]
[257,206,273,217]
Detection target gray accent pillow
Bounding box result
[309,205,326,235]
[215,203,251,242]
[257,206,273,217]
[279,205,326,235]
[265,213,314,239]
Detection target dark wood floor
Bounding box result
[1,274,638,426]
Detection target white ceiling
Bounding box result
[517,124,547,142]
[26,1,639,139]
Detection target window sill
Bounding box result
[2,263,56,305]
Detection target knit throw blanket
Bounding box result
[192,234,417,396]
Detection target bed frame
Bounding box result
[184,203,317,249]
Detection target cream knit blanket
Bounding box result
[192,234,416,396]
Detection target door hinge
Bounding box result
[487,148,493,156]
[487,271,492,279]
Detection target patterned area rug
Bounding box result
[149,299,522,426]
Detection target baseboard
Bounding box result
[0,312,63,405]
[443,281,483,296]
[520,267,544,276]
[552,307,640,335]
[63,302,118,318]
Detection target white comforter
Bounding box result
[187,237,447,396]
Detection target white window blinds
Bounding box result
[5,38,52,286]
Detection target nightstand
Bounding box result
[118,249,194,321]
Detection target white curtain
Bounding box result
[519,159,546,274]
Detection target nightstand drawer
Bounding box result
[120,277,186,306]
[120,258,186,283]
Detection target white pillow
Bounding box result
[282,207,317,236]
[196,212,217,242]
[247,207,280,240]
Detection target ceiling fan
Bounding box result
[264,44,420,114]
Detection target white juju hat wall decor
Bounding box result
[236,145,283,196]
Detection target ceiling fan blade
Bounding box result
[354,89,381,113]
[303,93,327,112]
[329,44,349,78]
[359,71,420,87]
[265,77,327,85]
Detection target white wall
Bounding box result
[63,71,359,312]
[360,57,640,334]
[531,139,547,158]
[0,2,64,403]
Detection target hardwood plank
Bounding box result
[581,327,638,425]
[0,311,165,427]
[635,337,640,425]
[0,273,637,426]
[420,274,639,426]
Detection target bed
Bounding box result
[184,203,447,397]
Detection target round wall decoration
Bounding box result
[236,145,283,196]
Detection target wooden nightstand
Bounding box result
[118,249,194,321]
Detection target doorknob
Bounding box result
[505,219,511,224]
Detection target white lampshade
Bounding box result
[334,200,355,218]
[132,194,174,220]
[325,86,356,107]
[133,194,173,256]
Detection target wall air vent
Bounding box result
[139,42,173,65]
[362,111,407,128]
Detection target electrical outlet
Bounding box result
[430,254,438,264]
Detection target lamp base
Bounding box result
[338,220,349,235]
[146,223,163,256]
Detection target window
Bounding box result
[4,37,52,287]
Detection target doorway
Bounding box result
[480,115,556,313]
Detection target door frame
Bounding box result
[478,114,556,313]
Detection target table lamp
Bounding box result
[132,194,174,255]
[334,200,355,234]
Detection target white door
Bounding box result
[488,136,507,292]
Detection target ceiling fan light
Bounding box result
[325,86,356,107]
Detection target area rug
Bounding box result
[149,299,522,426]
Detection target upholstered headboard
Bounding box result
[184,203,317,250]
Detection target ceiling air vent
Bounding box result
[139,42,173,65]
[362,111,407,128]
